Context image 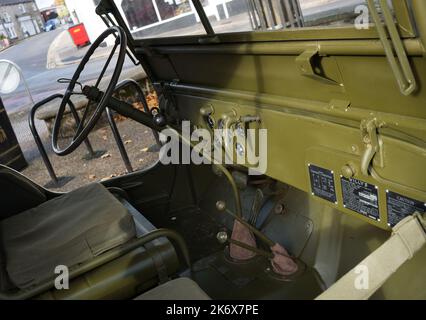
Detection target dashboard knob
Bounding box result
[341,164,355,179]
[200,105,214,116]
[151,108,167,127]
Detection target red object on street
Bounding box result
[68,23,91,48]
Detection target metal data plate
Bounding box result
[308,164,337,204]
[386,191,426,227]
[341,177,380,221]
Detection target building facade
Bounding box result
[39,0,70,24]
[0,0,43,41]
[64,0,253,42]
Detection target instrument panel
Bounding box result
[169,92,426,231]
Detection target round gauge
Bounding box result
[236,142,245,157]
[236,122,245,137]
[214,119,224,149]
[215,119,234,155]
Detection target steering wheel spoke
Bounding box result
[95,40,120,88]
[74,99,92,137]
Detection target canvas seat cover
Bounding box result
[0,183,136,289]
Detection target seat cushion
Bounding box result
[36,195,180,300]
[0,183,136,289]
[135,278,210,300]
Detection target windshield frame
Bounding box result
[99,0,416,46]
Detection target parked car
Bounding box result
[44,19,60,32]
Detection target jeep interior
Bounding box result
[0,0,425,300]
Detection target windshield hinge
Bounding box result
[360,119,384,176]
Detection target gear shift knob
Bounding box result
[152,108,166,127]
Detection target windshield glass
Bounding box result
[113,0,395,39]
[113,0,207,38]
[199,0,371,34]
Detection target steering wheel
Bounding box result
[52,26,127,156]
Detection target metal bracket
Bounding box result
[360,119,384,176]
[366,0,417,96]
[296,49,340,85]
[296,49,319,77]
[95,0,114,15]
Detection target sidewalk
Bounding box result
[47,29,112,69]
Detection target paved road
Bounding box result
[302,0,364,16]
[0,27,134,113]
